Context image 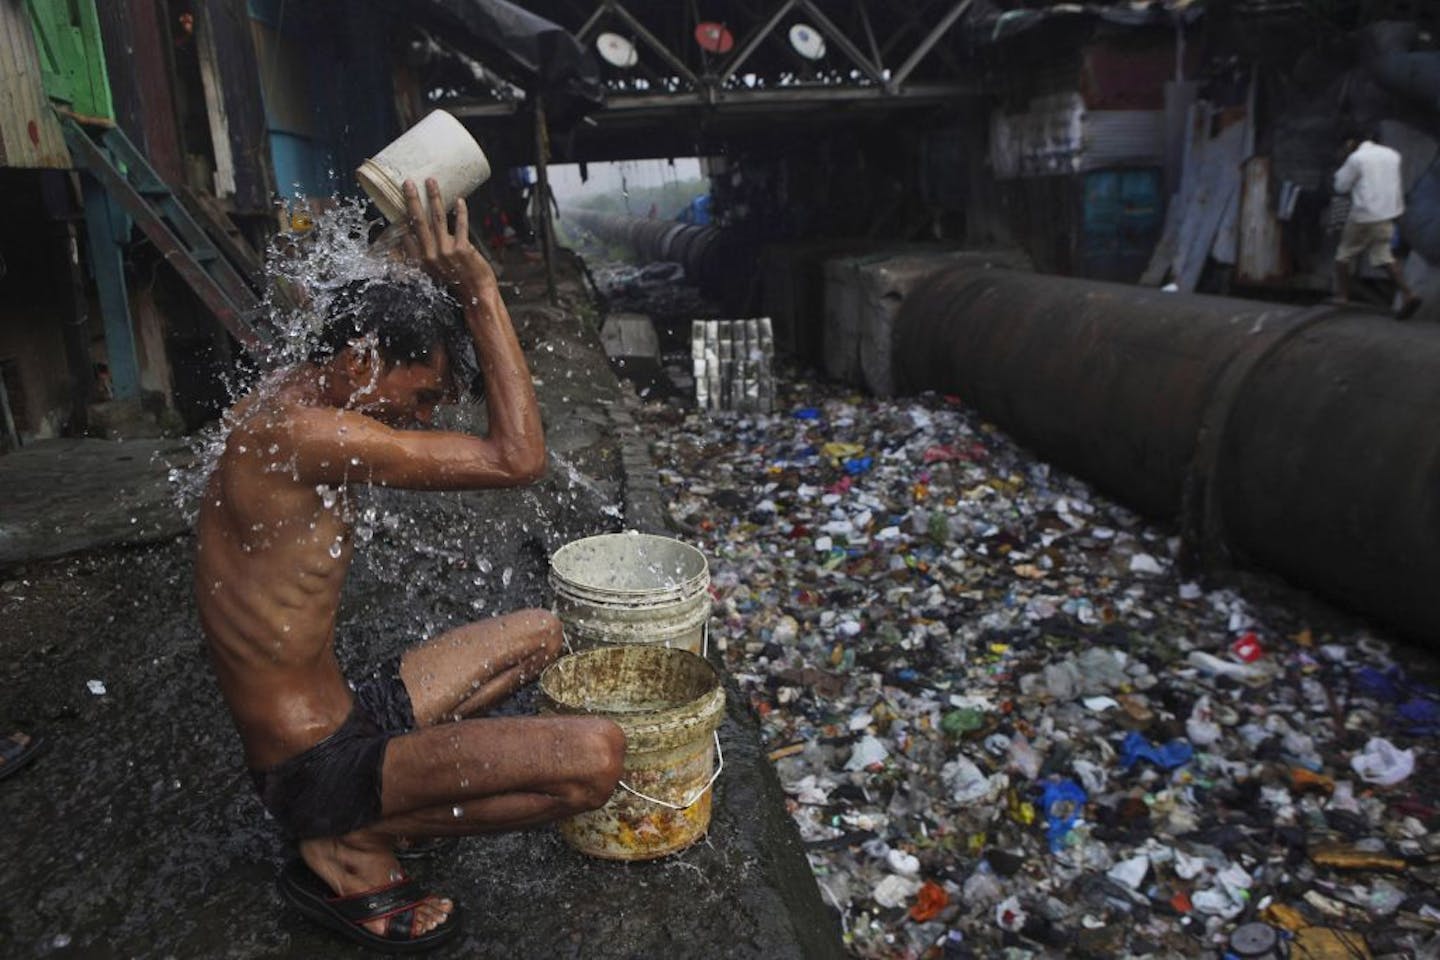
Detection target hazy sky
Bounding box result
[545,157,704,206]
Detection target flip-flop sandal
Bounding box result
[278,860,461,954]
[395,836,460,861]
[0,732,48,783]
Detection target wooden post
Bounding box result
[43,172,95,434]
[0,360,18,451]
[56,220,96,432]
[533,95,558,305]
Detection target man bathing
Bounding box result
[196,179,625,951]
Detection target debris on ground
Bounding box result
[639,379,1440,959]
[592,261,710,320]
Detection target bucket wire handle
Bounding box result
[616,732,723,811]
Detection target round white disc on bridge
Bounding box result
[789,24,825,60]
[597,32,638,69]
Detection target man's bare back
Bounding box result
[197,386,361,769]
[196,180,624,951]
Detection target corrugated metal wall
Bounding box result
[197,0,274,211]
[248,6,333,198]
[1081,111,1166,170]
[990,93,1086,179]
[95,0,184,185]
[991,95,1166,178]
[0,4,70,169]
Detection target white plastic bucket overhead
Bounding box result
[549,532,712,656]
[356,109,491,224]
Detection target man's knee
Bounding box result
[516,607,564,660]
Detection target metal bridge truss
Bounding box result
[447,0,978,122]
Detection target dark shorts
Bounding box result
[250,656,417,839]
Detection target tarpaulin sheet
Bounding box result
[409,0,602,116]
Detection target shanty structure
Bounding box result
[0,0,597,449]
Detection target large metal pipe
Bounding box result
[895,267,1440,642]
[567,209,745,302]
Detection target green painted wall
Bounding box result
[25,0,113,120]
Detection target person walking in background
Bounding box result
[1333,130,1423,318]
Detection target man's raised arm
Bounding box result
[421,178,547,487]
[246,179,545,492]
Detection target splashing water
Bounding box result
[160,193,622,650]
[550,451,621,515]
[261,198,442,369]
[166,199,448,521]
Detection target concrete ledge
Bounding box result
[0,437,194,567]
[0,271,843,959]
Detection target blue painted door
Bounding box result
[1081,168,1163,282]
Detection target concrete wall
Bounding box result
[0,302,73,441]
[0,171,78,440]
[0,169,193,444]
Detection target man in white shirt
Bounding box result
[1333,134,1422,318]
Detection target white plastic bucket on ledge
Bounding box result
[549,532,711,656]
[356,109,491,224]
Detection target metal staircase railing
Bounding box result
[59,115,267,352]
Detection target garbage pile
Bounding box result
[638,381,1440,959]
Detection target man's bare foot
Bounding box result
[298,833,453,937]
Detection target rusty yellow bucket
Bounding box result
[539,645,725,860]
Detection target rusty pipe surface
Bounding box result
[894,266,1440,642]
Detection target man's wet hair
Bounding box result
[308,277,482,395]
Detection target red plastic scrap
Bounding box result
[1389,797,1438,821]
[910,881,949,922]
[1231,632,1264,663]
[922,442,989,464]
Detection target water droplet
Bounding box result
[452,805,463,818]
[329,540,343,559]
